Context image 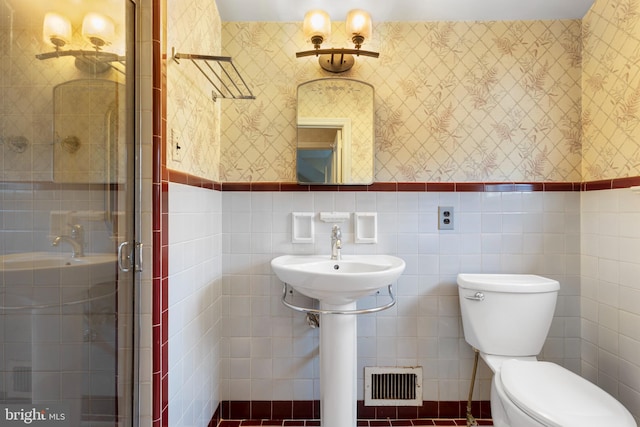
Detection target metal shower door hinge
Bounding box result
[134,242,144,272]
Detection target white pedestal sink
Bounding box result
[271,254,406,427]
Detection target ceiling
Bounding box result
[216,0,595,22]
[12,0,595,24]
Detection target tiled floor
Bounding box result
[218,419,494,426]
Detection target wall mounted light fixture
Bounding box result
[296,9,379,73]
[37,12,124,74]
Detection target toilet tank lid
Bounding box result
[457,274,559,293]
[500,360,636,427]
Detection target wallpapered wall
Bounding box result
[0,7,124,182]
[582,0,640,181]
[219,20,583,183]
[166,0,221,179]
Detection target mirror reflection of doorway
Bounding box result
[296,78,374,185]
[297,117,351,184]
[297,127,342,183]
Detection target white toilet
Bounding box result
[457,273,637,427]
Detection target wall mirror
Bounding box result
[53,79,126,236]
[297,78,374,184]
[53,79,125,184]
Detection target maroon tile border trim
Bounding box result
[217,401,491,422]
[218,421,493,426]
[168,169,221,190]
[166,178,640,192]
[611,176,640,189]
[152,0,167,426]
[583,179,614,191]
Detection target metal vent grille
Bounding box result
[13,366,31,392]
[364,367,422,406]
[7,362,32,398]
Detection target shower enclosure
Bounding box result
[0,1,138,426]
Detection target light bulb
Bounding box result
[346,9,372,48]
[303,10,331,49]
[82,12,115,48]
[43,12,71,48]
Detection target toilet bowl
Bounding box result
[457,274,637,427]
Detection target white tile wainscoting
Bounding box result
[218,189,582,403]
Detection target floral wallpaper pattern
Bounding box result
[221,20,583,183]
[166,0,222,180]
[582,0,640,181]
[0,6,123,182]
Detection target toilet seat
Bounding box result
[500,360,636,427]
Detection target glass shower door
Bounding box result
[0,0,138,426]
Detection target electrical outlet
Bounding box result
[171,128,183,162]
[438,206,454,230]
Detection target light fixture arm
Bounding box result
[296,48,379,59]
[36,49,123,62]
[35,49,125,75]
[296,47,379,73]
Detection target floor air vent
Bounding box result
[364,367,422,406]
[8,361,32,398]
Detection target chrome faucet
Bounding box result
[52,224,85,257]
[331,224,342,260]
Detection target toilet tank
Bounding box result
[457,274,560,357]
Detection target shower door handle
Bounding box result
[118,241,144,272]
[118,241,132,272]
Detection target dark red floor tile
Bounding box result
[240,420,263,426]
[220,418,491,427]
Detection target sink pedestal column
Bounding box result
[319,301,358,427]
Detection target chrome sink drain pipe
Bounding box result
[306,312,320,328]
